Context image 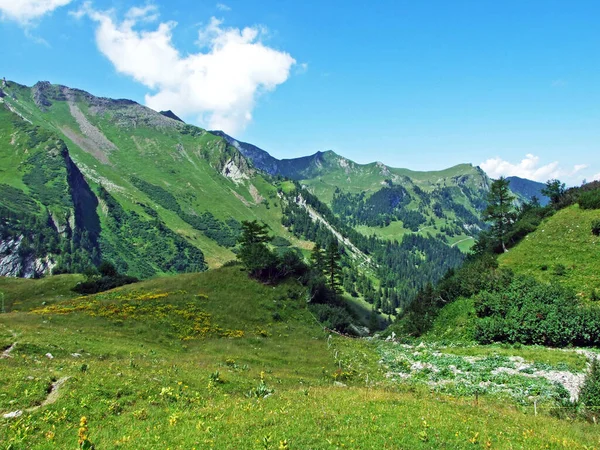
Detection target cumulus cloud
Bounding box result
[75,3,296,134]
[0,0,73,24]
[216,3,231,12]
[593,173,600,182]
[480,154,588,182]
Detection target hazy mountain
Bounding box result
[506,176,550,206]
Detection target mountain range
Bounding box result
[0,80,547,284]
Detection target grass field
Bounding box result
[2,267,600,449]
[499,205,600,299]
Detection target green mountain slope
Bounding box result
[2,267,599,448]
[216,131,492,251]
[1,81,311,276]
[499,204,600,297]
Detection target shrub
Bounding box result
[578,189,600,210]
[553,263,566,276]
[592,219,600,237]
[309,303,354,334]
[73,275,139,295]
[271,236,292,247]
[580,359,600,413]
[473,275,600,347]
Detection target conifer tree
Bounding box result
[325,241,342,294]
[483,177,515,253]
[310,243,326,275]
[237,220,277,279]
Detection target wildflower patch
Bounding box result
[32,291,245,340]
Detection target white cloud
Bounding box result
[480,154,588,183]
[593,173,600,182]
[0,0,73,24]
[76,4,295,134]
[216,3,231,12]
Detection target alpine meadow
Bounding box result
[1,1,600,449]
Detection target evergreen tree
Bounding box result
[310,243,326,275]
[483,177,515,253]
[238,220,271,246]
[325,241,342,294]
[237,220,278,280]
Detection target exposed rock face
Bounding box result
[211,130,281,175]
[222,159,249,184]
[32,81,54,110]
[0,236,56,278]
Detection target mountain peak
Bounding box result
[159,110,185,123]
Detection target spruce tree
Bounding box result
[310,243,326,275]
[325,241,342,294]
[237,220,277,280]
[483,177,515,253]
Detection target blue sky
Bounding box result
[1,0,599,183]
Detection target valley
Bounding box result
[1,80,599,449]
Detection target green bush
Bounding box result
[73,274,139,295]
[553,263,566,276]
[592,219,600,237]
[578,189,600,210]
[271,236,292,247]
[309,303,354,334]
[474,275,600,347]
[580,359,600,413]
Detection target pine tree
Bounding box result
[310,243,326,275]
[325,241,342,294]
[483,177,515,253]
[238,220,271,246]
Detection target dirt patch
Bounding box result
[249,184,264,204]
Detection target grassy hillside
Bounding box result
[2,267,600,448]
[299,155,488,252]
[499,205,600,299]
[1,81,312,275]
[0,273,83,312]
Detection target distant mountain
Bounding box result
[214,131,492,249]
[506,176,550,206]
[210,130,330,179]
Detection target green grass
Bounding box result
[2,267,600,448]
[425,297,477,343]
[500,205,600,299]
[0,274,83,312]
